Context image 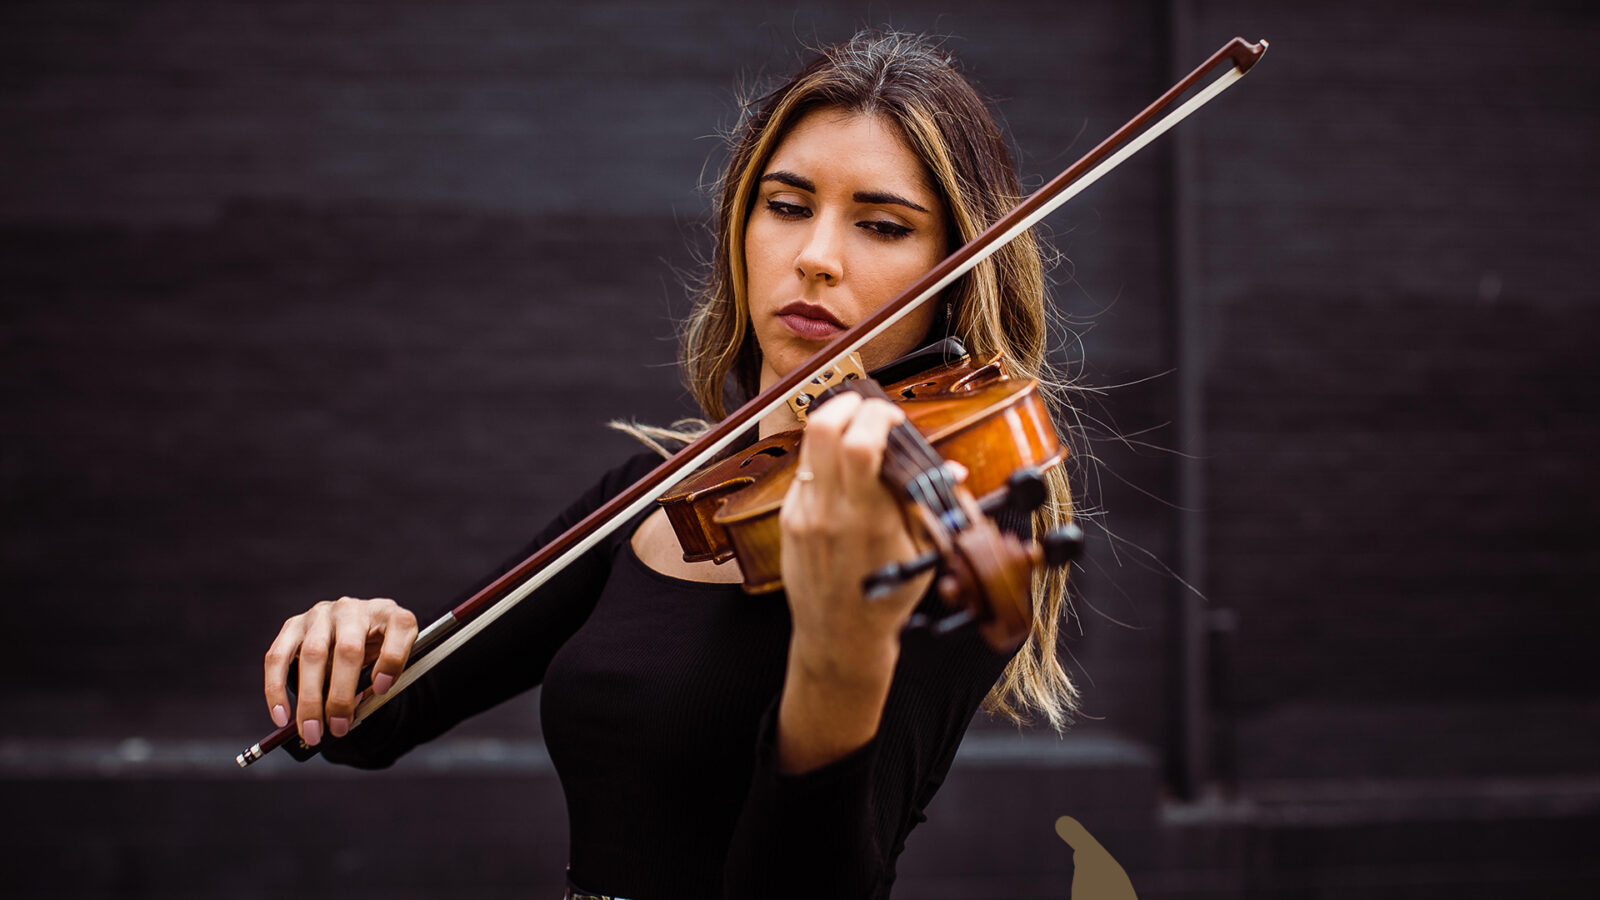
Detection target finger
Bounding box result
[263,615,307,728]
[324,597,368,738]
[944,459,968,483]
[295,602,333,746]
[368,600,418,696]
[834,398,903,495]
[797,391,863,486]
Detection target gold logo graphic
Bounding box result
[1055,816,1138,900]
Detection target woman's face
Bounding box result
[744,108,947,392]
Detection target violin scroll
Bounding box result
[865,463,1085,653]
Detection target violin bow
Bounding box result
[237,36,1267,767]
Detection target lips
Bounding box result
[776,301,845,341]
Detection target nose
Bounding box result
[794,216,843,285]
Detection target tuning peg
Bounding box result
[862,549,942,601]
[1040,522,1085,566]
[979,466,1051,519]
[1005,467,1049,514]
[930,607,977,635]
[900,608,978,638]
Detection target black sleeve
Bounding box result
[318,452,665,769]
[722,601,1016,899]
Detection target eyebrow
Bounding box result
[759,171,931,214]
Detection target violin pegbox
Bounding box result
[867,461,1085,653]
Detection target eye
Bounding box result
[859,220,913,239]
[765,199,810,219]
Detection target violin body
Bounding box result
[657,353,1066,595]
[656,429,802,565]
[656,340,987,565]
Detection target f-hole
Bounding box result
[738,446,788,468]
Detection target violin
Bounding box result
[657,340,994,570]
[234,36,1267,767]
[657,343,1082,651]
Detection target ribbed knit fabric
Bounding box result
[320,452,1016,899]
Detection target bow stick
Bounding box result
[237,36,1267,767]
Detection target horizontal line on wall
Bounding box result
[0,731,1155,780]
[1163,776,1600,826]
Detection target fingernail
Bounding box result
[372,673,394,695]
[303,719,322,746]
[271,704,289,727]
[329,716,350,738]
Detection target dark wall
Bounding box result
[3,0,1597,894]
[1,0,1183,745]
[1191,0,1600,779]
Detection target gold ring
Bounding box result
[795,470,815,483]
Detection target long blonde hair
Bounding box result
[661,31,1079,729]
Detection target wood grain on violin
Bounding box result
[661,352,1065,604]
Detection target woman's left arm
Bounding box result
[772,392,935,774]
[725,519,1013,899]
[722,393,1018,899]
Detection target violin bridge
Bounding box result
[787,353,867,421]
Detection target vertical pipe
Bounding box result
[1166,0,1209,800]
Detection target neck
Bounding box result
[755,365,804,439]
[757,404,801,439]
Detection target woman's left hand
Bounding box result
[774,391,934,771]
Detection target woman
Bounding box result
[262,30,1078,899]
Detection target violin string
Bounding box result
[878,400,966,532]
[848,380,945,520]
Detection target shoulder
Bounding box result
[564,450,667,514]
[516,450,667,560]
[592,450,668,499]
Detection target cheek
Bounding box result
[743,222,783,297]
[865,244,944,311]
[883,246,946,342]
[864,286,940,366]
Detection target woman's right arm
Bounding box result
[259,451,665,767]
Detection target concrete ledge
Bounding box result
[0,731,1160,900]
[1166,776,1600,827]
[0,730,1152,779]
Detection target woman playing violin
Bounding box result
[262,30,1077,899]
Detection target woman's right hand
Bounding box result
[263,596,418,746]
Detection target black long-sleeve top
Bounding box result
[320,452,1016,899]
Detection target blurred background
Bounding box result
[2,1,1596,897]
